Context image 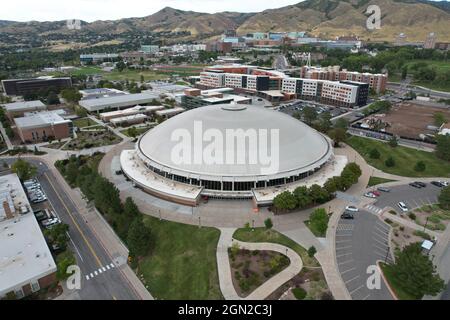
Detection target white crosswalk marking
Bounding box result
[85,261,117,280]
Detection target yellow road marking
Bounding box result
[44,172,102,267]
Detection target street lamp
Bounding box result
[198,216,201,228]
[159,209,161,221]
[252,219,255,232]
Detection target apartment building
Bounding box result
[298,66,387,93]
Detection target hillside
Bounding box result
[0,0,449,45]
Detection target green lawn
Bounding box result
[233,228,319,268]
[367,176,396,187]
[103,69,169,81]
[138,216,223,300]
[379,263,418,300]
[347,135,450,178]
[120,126,152,137]
[73,117,98,128]
[405,60,450,92]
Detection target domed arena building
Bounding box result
[120,104,347,206]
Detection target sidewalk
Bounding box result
[216,228,303,300]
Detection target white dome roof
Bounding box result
[138,104,332,180]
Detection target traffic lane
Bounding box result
[335,211,393,300]
[374,184,441,213]
[39,168,139,300]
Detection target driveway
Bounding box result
[335,211,394,300]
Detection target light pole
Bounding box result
[198,216,201,228]
[252,219,255,232]
[159,209,161,221]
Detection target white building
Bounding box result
[0,174,56,299]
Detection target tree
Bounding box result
[434,112,447,127]
[11,159,37,181]
[56,250,76,280]
[435,134,450,161]
[438,186,450,210]
[308,184,330,204]
[273,191,298,211]
[308,208,329,236]
[123,197,140,218]
[46,91,60,105]
[127,127,138,138]
[61,88,82,103]
[264,218,273,229]
[66,161,78,186]
[390,243,444,299]
[44,223,69,250]
[328,128,346,147]
[301,106,317,125]
[127,217,151,257]
[388,136,398,148]
[293,186,312,209]
[307,246,317,257]
[369,148,381,159]
[414,161,426,172]
[385,156,396,167]
[334,118,349,129]
[401,66,408,80]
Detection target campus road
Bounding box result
[3,158,140,300]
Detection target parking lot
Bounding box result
[365,183,443,215]
[277,100,347,118]
[336,211,394,300]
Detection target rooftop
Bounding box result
[79,93,159,111]
[0,174,56,295]
[1,100,46,112]
[14,110,70,129]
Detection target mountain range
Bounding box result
[0,0,449,44]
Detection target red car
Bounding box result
[372,190,381,197]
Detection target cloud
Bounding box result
[0,0,302,22]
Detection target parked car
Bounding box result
[41,218,60,227]
[34,210,47,221]
[341,212,354,220]
[414,181,426,188]
[431,181,444,187]
[364,192,377,198]
[409,182,423,188]
[377,187,391,192]
[371,190,381,197]
[345,205,359,212]
[397,202,409,212]
[439,181,449,187]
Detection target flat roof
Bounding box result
[0,174,56,295]
[100,105,164,119]
[110,113,147,124]
[1,100,46,112]
[79,93,159,112]
[155,107,185,116]
[14,110,70,129]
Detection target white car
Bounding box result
[364,192,377,198]
[41,218,60,227]
[439,181,449,187]
[397,202,409,212]
[345,205,359,212]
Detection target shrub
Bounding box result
[369,148,380,159]
[414,161,426,172]
[384,218,393,224]
[413,230,432,240]
[292,287,307,300]
[264,218,273,229]
[385,156,396,167]
[308,208,329,236]
[308,246,317,257]
[389,210,397,215]
[408,213,416,221]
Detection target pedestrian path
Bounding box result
[85,262,116,280]
[216,228,303,300]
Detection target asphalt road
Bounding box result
[370,183,442,214]
[4,158,140,300]
[335,211,394,300]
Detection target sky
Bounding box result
[0,0,304,22]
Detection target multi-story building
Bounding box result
[181,88,251,109]
[0,173,57,299]
[198,71,226,88]
[298,66,387,93]
[1,100,47,121]
[14,110,72,143]
[1,77,73,96]
[79,53,119,64]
